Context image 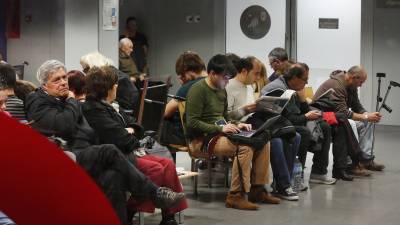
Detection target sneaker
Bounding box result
[276,187,299,201]
[297,180,309,192]
[154,187,185,209]
[309,173,337,185]
[159,219,178,225]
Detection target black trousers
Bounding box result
[74,144,158,225]
[296,122,331,175]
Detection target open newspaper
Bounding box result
[256,89,296,114]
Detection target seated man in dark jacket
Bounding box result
[261,64,338,183]
[25,60,184,225]
[82,66,187,225]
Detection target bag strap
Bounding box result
[208,134,246,193]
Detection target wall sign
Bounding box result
[240,5,271,39]
[103,0,118,30]
[319,18,339,29]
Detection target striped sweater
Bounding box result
[6,95,27,122]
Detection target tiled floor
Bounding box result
[139,125,400,225]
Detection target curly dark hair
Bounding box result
[85,66,118,100]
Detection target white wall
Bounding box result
[6,0,65,83]
[296,0,361,91]
[370,2,400,125]
[65,0,119,70]
[99,0,119,68]
[120,0,226,94]
[7,0,119,83]
[226,0,286,74]
[64,0,99,71]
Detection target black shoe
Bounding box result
[154,187,185,209]
[333,169,354,181]
[159,219,178,225]
[357,151,375,163]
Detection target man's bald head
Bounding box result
[346,65,367,88]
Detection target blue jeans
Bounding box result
[0,212,16,225]
[270,133,301,191]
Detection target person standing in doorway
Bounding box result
[120,17,149,74]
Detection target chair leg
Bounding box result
[172,151,177,164]
[208,160,212,188]
[177,211,185,224]
[224,160,230,188]
[193,158,199,196]
[138,212,144,225]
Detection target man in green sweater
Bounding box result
[185,54,280,210]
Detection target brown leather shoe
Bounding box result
[248,186,281,204]
[226,192,259,210]
[362,161,385,171]
[347,164,372,177]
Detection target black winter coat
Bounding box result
[25,88,97,149]
[82,98,140,155]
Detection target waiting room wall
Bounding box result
[6,0,119,84]
[226,0,287,75]
[6,0,65,83]
[296,0,362,98]
[362,0,400,126]
[120,0,226,94]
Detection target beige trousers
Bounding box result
[190,136,270,193]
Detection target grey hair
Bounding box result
[268,47,288,61]
[80,51,114,70]
[119,38,133,49]
[36,60,66,85]
[348,65,362,75]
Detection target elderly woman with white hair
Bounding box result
[25,59,185,225]
[80,51,139,122]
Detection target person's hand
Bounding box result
[139,73,147,81]
[244,103,257,113]
[305,110,321,121]
[366,112,382,123]
[297,89,307,102]
[238,123,252,131]
[222,124,240,134]
[125,127,135,134]
[68,91,75,99]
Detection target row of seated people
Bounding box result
[0,47,384,219]
[0,55,187,225]
[162,49,383,209]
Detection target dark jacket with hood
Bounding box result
[314,70,366,119]
[82,97,140,155]
[25,88,97,150]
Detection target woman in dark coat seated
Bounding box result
[82,66,187,225]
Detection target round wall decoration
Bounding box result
[240,5,271,39]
